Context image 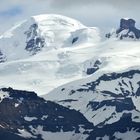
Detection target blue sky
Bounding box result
[0,0,139,34]
[0,6,22,17]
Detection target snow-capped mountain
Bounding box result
[0,14,100,94]
[0,14,99,61]
[0,14,140,139]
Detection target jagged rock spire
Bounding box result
[106,18,140,39]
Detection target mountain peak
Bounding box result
[106,18,140,40]
[119,18,136,29]
[0,14,99,61]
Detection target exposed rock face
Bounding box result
[0,51,6,63]
[25,24,45,55]
[0,87,93,140]
[86,59,102,75]
[46,69,140,139]
[106,18,140,40]
[120,18,135,29]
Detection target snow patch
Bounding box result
[0,90,9,103]
[41,115,48,120]
[18,129,36,138]
[24,116,38,122]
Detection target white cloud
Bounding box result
[0,0,139,34]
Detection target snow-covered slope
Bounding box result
[45,42,140,139]
[0,14,100,94]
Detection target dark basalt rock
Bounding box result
[1,72,140,139]
[87,113,140,140]
[0,87,93,140]
[63,69,140,99]
[0,130,28,140]
[71,70,140,97]
[86,60,102,75]
[106,18,140,39]
[72,37,78,44]
[86,69,140,94]
[58,69,140,139]
[120,18,135,30]
[25,24,45,55]
[87,97,135,113]
[117,18,140,39]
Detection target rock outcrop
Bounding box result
[106,18,140,40]
[0,87,93,140]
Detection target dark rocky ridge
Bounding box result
[106,18,140,39]
[54,69,140,139]
[87,113,140,140]
[78,69,140,97]
[0,87,93,140]
[1,67,140,140]
[86,60,102,75]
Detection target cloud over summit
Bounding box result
[0,0,139,34]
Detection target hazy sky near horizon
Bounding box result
[0,0,139,34]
